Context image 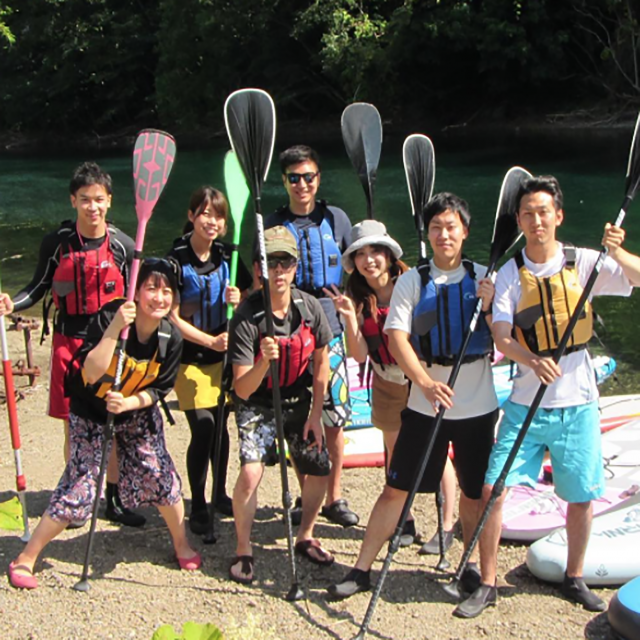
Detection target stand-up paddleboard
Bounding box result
[602,418,640,497]
[609,575,640,640]
[599,394,640,433]
[501,483,630,542]
[343,427,385,469]
[527,504,640,585]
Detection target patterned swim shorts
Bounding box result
[235,396,331,476]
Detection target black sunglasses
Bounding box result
[266,256,297,270]
[286,172,319,185]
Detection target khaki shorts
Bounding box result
[371,371,409,433]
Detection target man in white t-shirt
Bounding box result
[463,175,640,618]
[327,193,498,600]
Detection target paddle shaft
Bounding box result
[0,313,30,541]
[449,203,630,587]
[205,233,241,544]
[254,201,300,593]
[355,258,498,639]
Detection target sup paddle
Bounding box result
[444,112,640,601]
[403,134,435,260]
[0,279,30,542]
[402,133,453,569]
[74,129,176,592]
[353,166,530,640]
[203,150,250,545]
[341,103,382,219]
[224,88,304,602]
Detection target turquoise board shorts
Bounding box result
[323,335,352,429]
[484,399,605,503]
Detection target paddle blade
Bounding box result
[132,130,177,224]
[403,134,436,226]
[624,112,640,202]
[224,150,250,233]
[341,103,382,218]
[489,166,532,264]
[224,89,276,199]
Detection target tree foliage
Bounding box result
[0,0,638,136]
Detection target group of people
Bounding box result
[2,143,639,622]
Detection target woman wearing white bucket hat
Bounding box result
[324,220,416,542]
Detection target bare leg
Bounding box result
[458,493,481,563]
[12,514,67,574]
[297,475,328,543]
[442,457,457,531]
[156,501,196,560]
[479,483,507,586]
[324,427,343,505]
[106,440,119,484]
[566,501,592,577]
[230,462,264,580]
[63,419,70,463]
[354,486,406,571]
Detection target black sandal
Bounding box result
[321,499,359,528]
[229,555,254,584]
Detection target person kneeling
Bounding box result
[8,260,200,590]
[228,226,334,584]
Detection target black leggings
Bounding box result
[185,406,230,514]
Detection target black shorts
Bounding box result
[235,395,331,477]
[386,407,498,499]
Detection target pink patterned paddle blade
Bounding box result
[132,129,177,224]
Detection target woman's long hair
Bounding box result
[182,186,229,235]
[345,245,409,316]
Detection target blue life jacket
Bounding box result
[411,259,492,366]
[281,202,343,292]
[178,239,229,333]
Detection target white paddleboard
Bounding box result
[601,417,640,498]
[527,503,640,585]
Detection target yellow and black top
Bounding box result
[67,299,183,424]
[513,246,593,357]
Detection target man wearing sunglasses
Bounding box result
[227,226,335,583]
[264,145,359,528]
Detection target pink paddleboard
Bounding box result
[501,483,630,542]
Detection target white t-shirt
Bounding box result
[384,260,498,419]
[493,243,633,408]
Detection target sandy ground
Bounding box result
[0,324,620,640]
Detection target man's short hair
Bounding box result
[517,176,564,211]
[423,192,471,230]
[279,145,321,174]
[69,161,113,196]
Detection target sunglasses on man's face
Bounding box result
[266,256,297,270]
[286,172,319,185]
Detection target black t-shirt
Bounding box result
[68,299,183,424]
[228,289,333,404]
[167,235,253,366]
[264,202,352,336]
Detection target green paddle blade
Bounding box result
[0,496,24,532]
[224,150,250,240]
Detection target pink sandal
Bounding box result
[8,562,38,589]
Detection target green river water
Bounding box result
[1,129,639,392]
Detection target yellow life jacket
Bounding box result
[513,246,592,357]
[86,318,171,398]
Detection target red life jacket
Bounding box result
[362,306,395,366]
[253,289,317,389]
[51,224,125,316]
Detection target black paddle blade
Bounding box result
[341,103,382,218]
[624,111,640,202]
[224,89,276,199]
[403,134,435,223]
[489,166,532,264]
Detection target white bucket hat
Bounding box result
[342,220,403,274]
